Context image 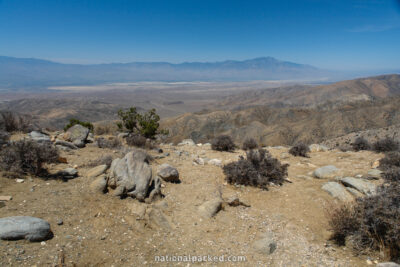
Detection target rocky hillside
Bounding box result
[218,74,400,108]
[162,97,400,146]
[0,131,391,266]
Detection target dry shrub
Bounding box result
[0,111,31,133]
[211,135,236,152]
[352,137,371,152]
[126,134,147,148]
[373,138,399,152]
[289,143,310,157]
[223,148,289,189]
[94,122,118,135]
[380,152,400,169]
[329,183,400,261]
[242,138,258,150]
[0,140,59,175]
[96,137,121,149]
[0,131,9,145]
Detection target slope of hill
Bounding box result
[218,74,400,108]
[162,97,400,146]
[0,56,328,89]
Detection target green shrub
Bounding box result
[223,148,289,189]
[64,118,93,132]
[117,107,168,139]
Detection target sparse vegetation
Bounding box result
[289,143,310,157]
[0,131,9,145]
[372,137,399,152]
[96,137,121,149]
[126,134,147,148]
[328,183,400,262]
[0,111,31,133]
[211,135,236,152]
[117,107,168,139]
[0,140,59,175]
[223,148,289,189]
[64,118,94,132]
[351,137,371,152]
[94,122,118,135]
[242,138,258,150]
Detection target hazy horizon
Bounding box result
[1,0,400,71]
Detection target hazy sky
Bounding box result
[0,0,399,70]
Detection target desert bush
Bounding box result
[289,143,310,157]
[126,134,147,148]
[382,166,400,183]
[211,135,236,152]
[352,137,371,152]
[328,183,400,261]
[0,140,59,175]
[96,137,122,149]
[380,151,400,169]
[94,122,118,135]
[223,148,289,189]
[117,107,169,139]
[373,138,399,152]
[64,118,94,132]
[242,138,258,150]
[84,154,113,168]
[0,111,31,133]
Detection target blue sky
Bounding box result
[0,0,399,70]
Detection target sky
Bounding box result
[0,0,399,70]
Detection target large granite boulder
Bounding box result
[65,125,90,148]
[108,150,161,202]
[0,216,52,241]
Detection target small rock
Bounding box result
[56,168,78,179]
[367,169,382,179]
[57,219,63,225]
[16,178,24,183]
[177,139,195,146]
[90,175,108,193]
[313,165,339,179]
[198,198,223,218]
[193,157,204,165]
[371,160,380,169]
[309,144,329,152]
[28,131,51,144]
[377,263,400,267]
[55,140,78,150]
[208,159,222,166]
[0,196,12,201]
[157,164,180,183]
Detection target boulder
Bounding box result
[87,165,108,178]
[193,157,205,165]
[108,150,161,202]
[340,177,377,195]
[55,140,78,150]
[28,131,51,144]
[346,187,364,198]
[0,216,51,241]
[321,182,353,201]
[90,175,108,193]
[157,164,180,183]
[309,144,329,152]
[313,165,339,179]
[65,125,89,148]
[198,198,223,218]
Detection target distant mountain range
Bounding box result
[0,56,331,90]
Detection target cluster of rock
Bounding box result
[28,124,93,151]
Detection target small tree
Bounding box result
[117,107,168,139]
